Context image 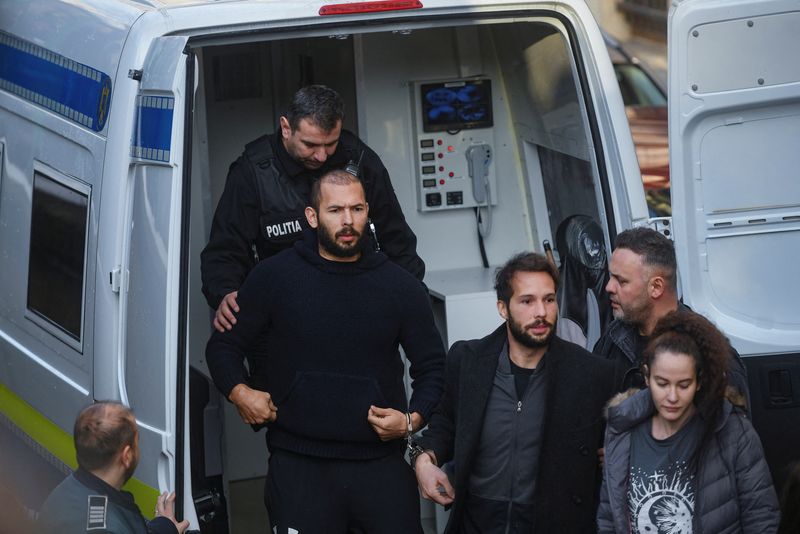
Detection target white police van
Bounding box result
[0,0,797,530]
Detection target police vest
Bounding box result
[243,133,373,262]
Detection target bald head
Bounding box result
[74,401,137,471]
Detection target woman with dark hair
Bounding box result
[597,309,779,533]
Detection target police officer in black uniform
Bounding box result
[37,401,189,534]
[201,85,424,332]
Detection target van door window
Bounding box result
[27,170,90,344]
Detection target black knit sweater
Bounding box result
[206,232,445,459]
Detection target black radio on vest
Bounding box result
[344,150,381,252]
[344,149,364,178]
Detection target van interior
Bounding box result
[185,16,617,532]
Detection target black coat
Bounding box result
[418,325,615,533]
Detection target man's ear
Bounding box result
[649,275,666,299]
[497,300,509,321]
[279,116,292,141]
[120,444,135,469]
[305,206,318,228]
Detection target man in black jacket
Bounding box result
[413,252,614,533]
[201,85,423,332]
[37,402,189,534]
[206,170,444,533]
[592,227,749,404]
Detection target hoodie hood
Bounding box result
[294,227,387,275]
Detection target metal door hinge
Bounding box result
[109,268,129,293]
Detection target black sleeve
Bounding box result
[399,283,445,422]
[200,157,261,309]
[360,145,426,281]
[416,342,466,465]
[146,516,179,534]
[205,265,272,398]
[592,331,612,357]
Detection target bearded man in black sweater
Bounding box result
[206,169,444,534]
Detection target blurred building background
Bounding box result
[586,0,668,86]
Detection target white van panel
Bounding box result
[669,0,800,354]
[687,11,800,93]
[0,0,141,115]
[0,95,103,432]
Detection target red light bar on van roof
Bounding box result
[319,0,423,16]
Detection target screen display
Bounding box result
[420,79,493,132]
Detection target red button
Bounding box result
[439,166,444,172]
[438,153,443,159]
[449,172,454,177]
[437,140,443,145]
[439,179,445,185]
[447,145,455,152]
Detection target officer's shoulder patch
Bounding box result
[86,495,108,530]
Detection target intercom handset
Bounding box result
[410,78,497,212]
[465,144,492,204]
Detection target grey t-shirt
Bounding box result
[627,414,701,534]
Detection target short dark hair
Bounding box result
[614,227,677,290]
[287,85,344,132]
[74,401,137,471]
[309,170,364,212]
[494,252,559,305]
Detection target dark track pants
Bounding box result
[265,449,423,534]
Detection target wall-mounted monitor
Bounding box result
[420,79,493,132]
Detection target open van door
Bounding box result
[116,35,194,520]
[669,0,800,488]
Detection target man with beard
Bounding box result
[593,228,748,400]
[201,85,423,334]
[412,252,614,533]
[37,402,189,534]
[205,170,444,534]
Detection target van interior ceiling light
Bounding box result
[319,1,423,16]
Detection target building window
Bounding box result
[618,0,668,41]
[27,171,90,342]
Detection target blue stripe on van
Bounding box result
[0,31,112,132]
[131,95,174,163]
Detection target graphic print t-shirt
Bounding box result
[627,415,701,534]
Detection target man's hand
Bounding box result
[367,406,421,441]
[213,291,239,332]
[228,384,277,425]
[154,491,190,534]
[414,454,455,506]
